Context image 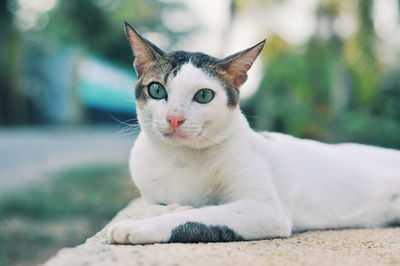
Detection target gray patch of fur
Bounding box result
[135,51,240,107]
[390,194,399,202]
[169,221,243,243]
[125,23,246,107]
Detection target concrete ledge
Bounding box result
[45,198,400,266]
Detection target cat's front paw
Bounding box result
[107,219,167,244]
[145,203,193,218]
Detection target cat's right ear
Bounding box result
[217,40,265,89]
[124,22,164,77]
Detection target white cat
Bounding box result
[108,22,400,244]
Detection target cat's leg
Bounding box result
[108,199,291,244]
[145,203,193,218]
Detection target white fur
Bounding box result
[108,63,400,244]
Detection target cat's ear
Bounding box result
[218,40,265,88]
[124,22,164,77]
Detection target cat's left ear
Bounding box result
[218,40,265,88]
[124,22,165,77]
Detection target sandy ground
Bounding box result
[45,198,400,266]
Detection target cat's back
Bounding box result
[257,131,400,170]
[254,131,400,230]
[251,131,400,194]
[333,142,400,167]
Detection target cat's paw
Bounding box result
[145,203,192,218]
[108,219,164,244]
[108,220,156,244]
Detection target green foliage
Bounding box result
[333,111,400,148]
[245,40,333,140]
[13,0,190,67]
[0,164,138,266]
[1,0,194,124]
[243,0,400,148]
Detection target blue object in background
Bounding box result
[77,56,137,115]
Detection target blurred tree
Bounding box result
[0,0,27,124]
[1,0,399,148]
[16,0,188,67]
[345,0,380,106]
[43,0,187,66]
[242,0,400,148]
[0,0,190,125]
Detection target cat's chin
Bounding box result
[158,130,204,147]
[163,132,189,141]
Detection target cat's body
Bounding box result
[108,23,400,244]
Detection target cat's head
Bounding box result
[125,22,264,149]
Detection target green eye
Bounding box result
[148,82,167,100]
[193,89,215,104]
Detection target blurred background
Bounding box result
[0,0,399,265]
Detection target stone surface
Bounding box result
[45,199,400,266]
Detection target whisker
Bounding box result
[115,125,139,136]
[242,111,263,119]
[199,131,216,144]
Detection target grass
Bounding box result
[0,164,139,266]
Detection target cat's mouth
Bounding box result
[163,131,188,140]
[161,128,202,142]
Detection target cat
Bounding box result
[108,22,400,244]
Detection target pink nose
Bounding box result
[166,115,185,129]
